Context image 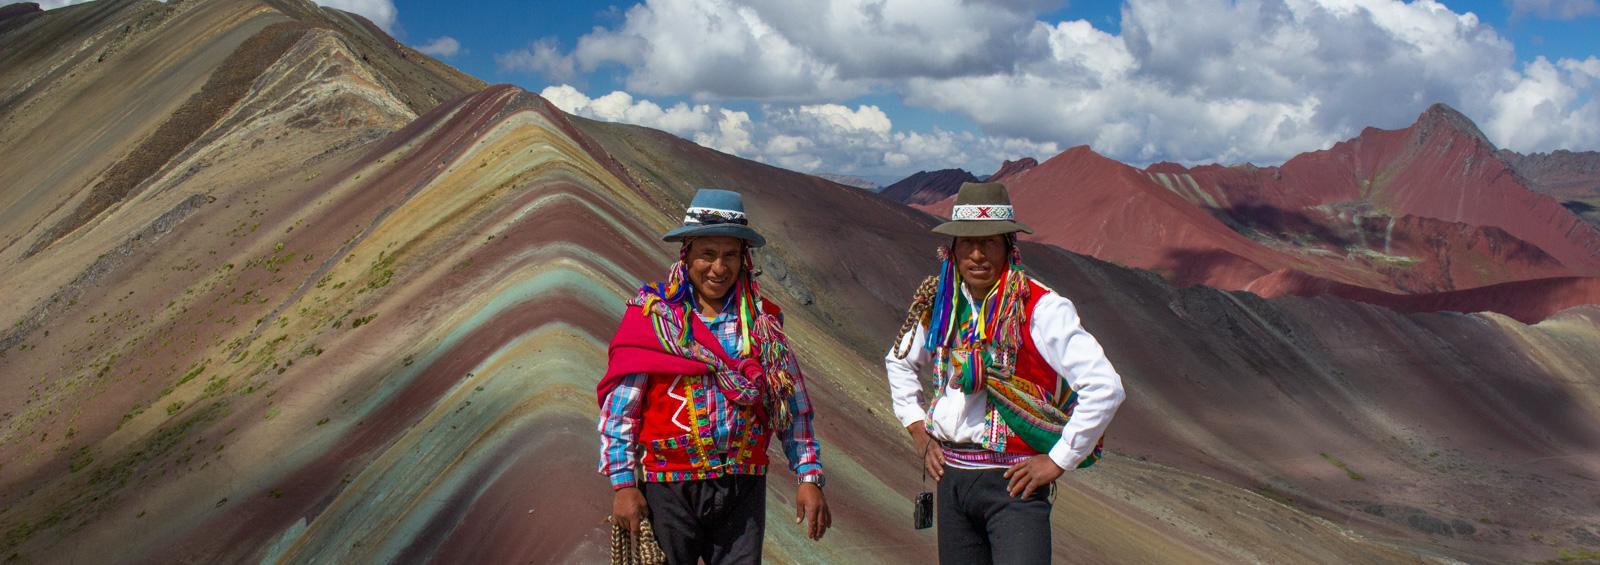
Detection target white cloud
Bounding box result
[540,84,1055,181]
[906,0,1596,163]
[696,109,757,155]
[1563,56,1600,82]
[414,36,461,58]
[763,134,813,155]
[1509,0,1600,20]
[540,85,725,147]
[520,0,1599,166]
[732,0,1050,79]
[311,0,398,32]
[538,0,1054,101]
[1485,57,1600,152]
[497,38,577,83]
[795,104,892,135]
[567,0,862,101]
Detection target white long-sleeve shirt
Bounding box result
[885,281,1126,470]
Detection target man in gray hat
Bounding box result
[598,188,830,564]
[885,181,1125,564]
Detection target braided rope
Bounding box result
[892,275,939,359]
[609,519,667,565]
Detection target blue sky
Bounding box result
[40,0,1600,183]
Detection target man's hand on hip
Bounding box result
[1003,454,1064,499]
[795,483,831,540]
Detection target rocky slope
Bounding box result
[986,157,1037,182]
[1498,148,1600,227]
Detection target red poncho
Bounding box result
[595,302,777,407]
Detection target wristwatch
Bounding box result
[799,474,825,489]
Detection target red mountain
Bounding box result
[879,168,977,205]
[922,146,1284,288]
[923,104,1600,321]
[1267,103,1600,273]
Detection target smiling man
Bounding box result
[598,188,829,564]
[885,181,1125,564]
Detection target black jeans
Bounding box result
[641,475,766,565]
[937,467,1053,565]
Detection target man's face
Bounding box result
[953,234,1007,296]
[686,236,744,302]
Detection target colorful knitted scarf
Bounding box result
[602,243,801,431]
[922,238,1100,467]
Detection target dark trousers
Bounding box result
[937,467,1053,565]
[641,475,766,565]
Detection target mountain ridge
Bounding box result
[916,105,1600,321]
[878,167,978,205]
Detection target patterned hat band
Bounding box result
[950,204,1015,221]
[683,206,749,226]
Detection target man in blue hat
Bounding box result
[598,188,830,563]
[885,181,1125,564]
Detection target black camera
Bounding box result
[913,491,934,529]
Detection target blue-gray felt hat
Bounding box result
[662,188,766,247]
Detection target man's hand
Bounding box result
[795,483,831,540]
[907,421,946,481]
[1002,454,1064,499]
[611,486,649,536]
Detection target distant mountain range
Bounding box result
[890,103,1600,322]
[1497,148,1600,225]
[812,172,878,190]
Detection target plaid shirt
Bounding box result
[598,304,823,489]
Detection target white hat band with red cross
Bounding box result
[950,204,1015,221]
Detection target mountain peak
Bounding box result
[1412,102,1493,149]
[0,2,41,24]
[987,157,1038,182]
[880,168,978,205]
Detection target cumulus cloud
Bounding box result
[907,0,1512,163]
[906,0,1598,162]
[497,38,577,83]
[414,36,461,58]
[312,0,399,31]
[1485,57,1600,151]
[535,0,1055,101]
[520,0,1599,166]
[565,0,861,100]
[541,85,724,145]
[1509,0,1599,20]
[541,84,1055,181]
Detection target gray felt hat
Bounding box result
[662,188,766,247]
[931,182,1034,237]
